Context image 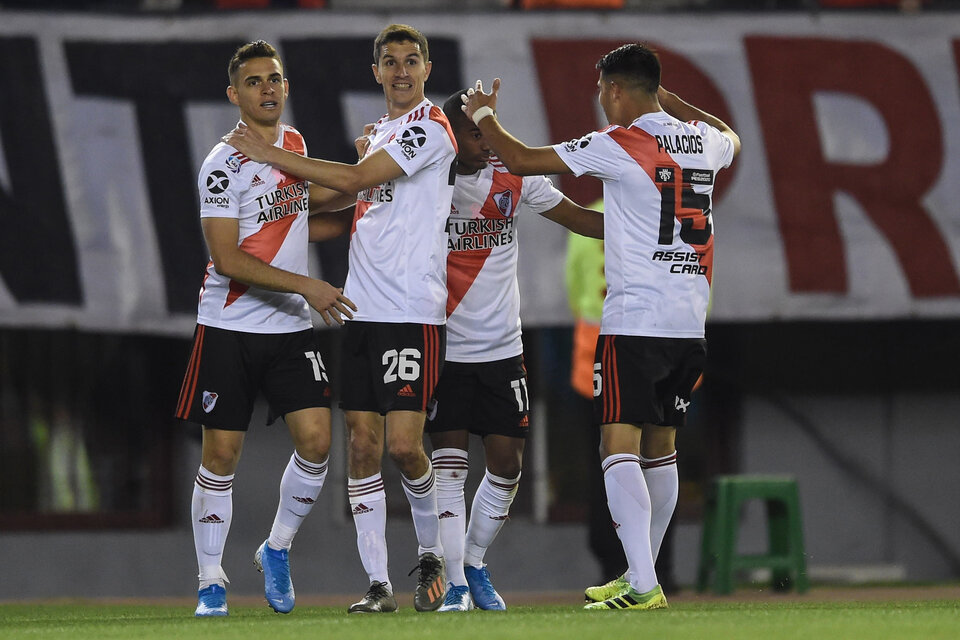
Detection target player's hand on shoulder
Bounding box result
[222,123,272,163]
[303,280,357,326]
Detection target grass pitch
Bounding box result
[1,597,958,640]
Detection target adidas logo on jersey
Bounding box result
[251,173,265,187]
[438,510,458,520]
[352,503,373,515]
[198,514,224,524]
[397,384,416,397]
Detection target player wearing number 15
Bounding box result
[461,43,740,611]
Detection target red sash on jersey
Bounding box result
[224,128,308,308]
[446,168,523,316]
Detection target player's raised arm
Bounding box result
[460,79,571,177]
[657,86,741,158]
[223,124,406,195]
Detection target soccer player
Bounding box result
[224,24,456,613]
[461,43,741,611]
[175,40,357,618]
[428,90,603,612]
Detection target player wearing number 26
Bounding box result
[461,43,740,611]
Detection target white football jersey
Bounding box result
[196,124,312,334]
[554,111,735,338]
[446,161,564,362]
[345,99,457,324]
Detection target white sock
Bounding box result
[401,462,442,556]
[602,454,657,593]
[464,470,520,568]
[349,473,391,589]
[432,448,469,586]
[640,451,678,562]
[268,452,328,551]
[192,465,233,589]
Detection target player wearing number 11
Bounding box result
[461,43,740,611]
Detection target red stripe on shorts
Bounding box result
[602,335,621,424]
[421,325,437,411]
[176,325,205,418]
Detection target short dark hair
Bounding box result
[596,43,660,94]
[442,89,472,130]
[228,40,283,85]
[373,24,429,64]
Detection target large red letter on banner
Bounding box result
[747,37,959,297]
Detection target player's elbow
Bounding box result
[208,248,242,279]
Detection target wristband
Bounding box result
[472,105,495,126]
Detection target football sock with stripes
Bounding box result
[464,470,520,568]
[268,451,328,551]
[401,462,443,556]
[640,451,678,561]
[602,453,658,593]
[193,465,233,589]
[349,473,391,589]
[433,448,469,586]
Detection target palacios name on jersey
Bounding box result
[254,181,308,223]
[655,133,704,155]
[446,216,516,252]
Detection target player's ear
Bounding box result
[226,85,239,106]
[283,78,290,98]
[371,63,382,85]
[423,60,432,82]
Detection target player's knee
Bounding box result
[296,439,330,464]
[386,439,424,471]
[202,447,240,475]
[490,462,521,480]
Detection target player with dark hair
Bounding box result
[462,42,740,611]
[177,39,356,618]
[224,24,456,614]
[428,90,603,611]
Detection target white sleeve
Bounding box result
[695,121,735,171]
[198,147,241,219]
[551,128,621,180]
[383,118,454,176]
[519,175,564,215]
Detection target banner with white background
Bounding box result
[1,10,959,336]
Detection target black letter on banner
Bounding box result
[0,37,81,304]
[281,37,463,287]
[65,40,243,314]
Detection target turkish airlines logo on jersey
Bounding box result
[206,170,229,194]
[493,189,515,218]
[563,132,593,153]
[397,125,427,160]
